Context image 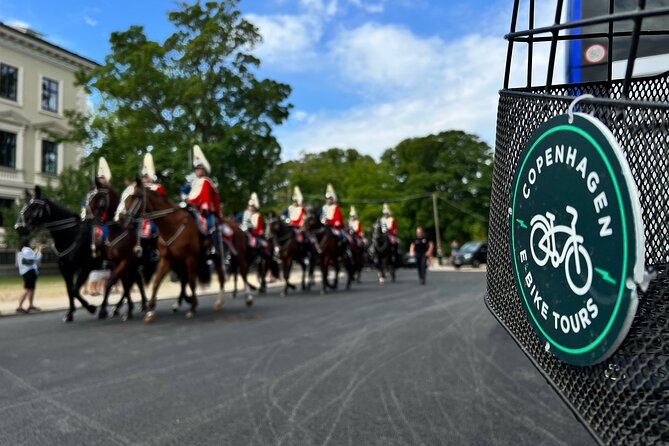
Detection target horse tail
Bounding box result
[197,250,211,285]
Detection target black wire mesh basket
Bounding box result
[486,1,669,444]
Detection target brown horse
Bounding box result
[219,216,260,303]
[86,183,156,321]
[302,214,355,293]
[266,215,315,297]
[118,180,229,322]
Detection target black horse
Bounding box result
[372,219,401,284]
[266,215,315,297]
[15,186,97,322]
[303,214,355,293]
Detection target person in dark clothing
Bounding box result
[409,226,434,285]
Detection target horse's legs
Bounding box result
[213,256,226,312]
[134,268,148,312]
[241,258,254,306]
[258,256,267,294]
[281,258,293,298]
[145,258,170,323]
[61,268,77,322]
[320,259,328,294]
[100,259,128,319]
[73,266,96,314]
[120,275,135,321]
[333,259,340,290]
[185,256,198,319]
[173,276,187,313]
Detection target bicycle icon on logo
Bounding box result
[529,206,593,295]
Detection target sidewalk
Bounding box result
[0,265,486,317]
[0,272,292,317]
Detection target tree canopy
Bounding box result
[69,0,292,212]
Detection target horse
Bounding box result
[15,186,97,322]
[266,215,315,297]
[372,219,400,284]
[86,183,156,321]
[118,179,231,322]
[219,215,260,303]
[348,230,365,284]
[302,214,355,294]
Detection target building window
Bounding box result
[41,77,59,113]
[42,140,58,174]
[0,64,18,101]
[0,131,16,168]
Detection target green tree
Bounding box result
[382,130,493,247]
[69,0,292,212]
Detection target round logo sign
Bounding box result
[510,113,644,366]
[585,44,606,64]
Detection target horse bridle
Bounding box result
[16,198,81,257]
[123,187,184,248]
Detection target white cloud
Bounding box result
[84,15,98,27]
[279,29,509,157]
[348,0,384,13]
[248,13,322,68]
[254,0,566,159]
[330,23,442,92]
[277,15,564,159]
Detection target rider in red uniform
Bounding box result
[321,184,345,237]
[242,192,264,247]
[140,153,165,238]
[349,206,363,236]
[381,203,400,246]
[186,145,222,255]
[282,186,306,241]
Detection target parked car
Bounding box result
[452,240,487,268]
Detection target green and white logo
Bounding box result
[510,113,644,366]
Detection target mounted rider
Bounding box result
[140,153,165,239]
[281,186,306,242]
[88,157,112,244]
[348,206,364,247]
[183,145,222,255]
[321,184,345,238]
[380,203,400,246]
[241,192,264,248]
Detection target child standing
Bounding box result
[16,240,42,314]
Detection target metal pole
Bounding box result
[432,192,443,265]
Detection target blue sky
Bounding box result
[0,0,564,159]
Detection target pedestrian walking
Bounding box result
[409,226,434,285]
[16,240,42,314]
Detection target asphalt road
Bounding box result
[0,269,594,445]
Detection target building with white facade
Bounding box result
[0,22,98,218]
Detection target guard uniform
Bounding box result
[321,184,346,239]
[348,206,364,248]
[140,153,165,238]
[381,203,399,245]
[281,186,306,242]
[186,145,222,231]
[242,193,264,247]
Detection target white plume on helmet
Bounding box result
[97,157,112,181]
[142,153,157,181]
[292,186,303,206]
[350,206,358,218]
[325,183,337,202]
[382,203,391,215]
[192,145,211,173]
[248,192,260,209]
